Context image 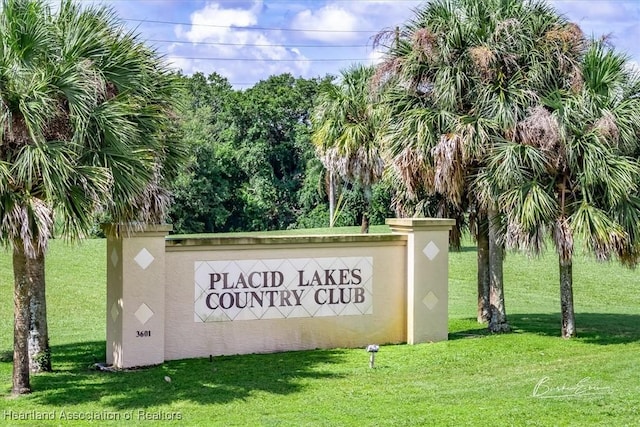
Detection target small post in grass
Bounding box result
[366,344,379,368]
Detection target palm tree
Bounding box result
[312,64,384,233]
[484,41,640,337]
[376,0,592,332]
[0,0,184,394]
[375,0,584,332]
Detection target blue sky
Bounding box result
[93,0,640,88]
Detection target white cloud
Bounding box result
[169,0,311,84]
[368,48,385,65]
[292,5,360,42]
[626,60,639,73]
[166,55,193,73]
[180,1,262,42]
[291,0,421,44]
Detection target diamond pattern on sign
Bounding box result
[135,303,154,325]
[234,308,258,321]
[110,302,119,322]
[110,248,119,267]
[195,260,233,300]
[423,291,439,310]
[423,241,440,260]
[340,303,364,317]
[194,261,209,303]
[287,305,310,319]
[134,248,154,270]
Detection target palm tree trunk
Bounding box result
[360,185,371,234]
[28,250,51,373]
[12,241,33,395]
[488,207,510,333]
[559,257,576,338]
[360,213,370,234]
[477,214,490,323]
[329,171,335,228]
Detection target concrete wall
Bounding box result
[104,219,454,368]
[105,224,171,368]
[164,235,407,361]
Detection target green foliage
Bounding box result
[0,0,184,249]
[169,73,340,234]
[167,68,397,234]
[311,65,385,231]
[294,157,393,230]
[296,158,326,213]
[0,0,187,394]
[375,0,640,334]
[169,74,242,233]
[232,74,322,230]
[376,0,585,234]
[482,40,640,264]
[369,175,396,224]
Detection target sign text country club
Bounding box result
[194,257,373,322]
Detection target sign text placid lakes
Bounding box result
[194,257,373,322]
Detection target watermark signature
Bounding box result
[533,376,612,399]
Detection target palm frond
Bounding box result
[0,0,184,249]
[432,132,465,206]
[571,202,628,261]
[311,64,383,190]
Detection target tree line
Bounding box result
[167,72,394,234]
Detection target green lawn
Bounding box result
[0,232,639,426]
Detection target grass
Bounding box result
[0,230,639,426]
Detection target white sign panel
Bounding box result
[194,257,373,322]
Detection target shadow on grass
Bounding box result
[0,350,11,362]
[510,312,640,345]
[450,313,640,345]
[27,341,347,409]
[450,245,478,253]
[448,325,491,340]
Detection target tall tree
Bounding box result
[169,73,242,233]
[484,41,640,337]
[0,0,184,394]
[312,64,384,233]
[233,74,320,231]
[375,0,583,332]
[170,73,326,234]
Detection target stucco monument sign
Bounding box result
[104,218,454,368]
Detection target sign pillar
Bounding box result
[386,218,455,344]
[104,224,171,368]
